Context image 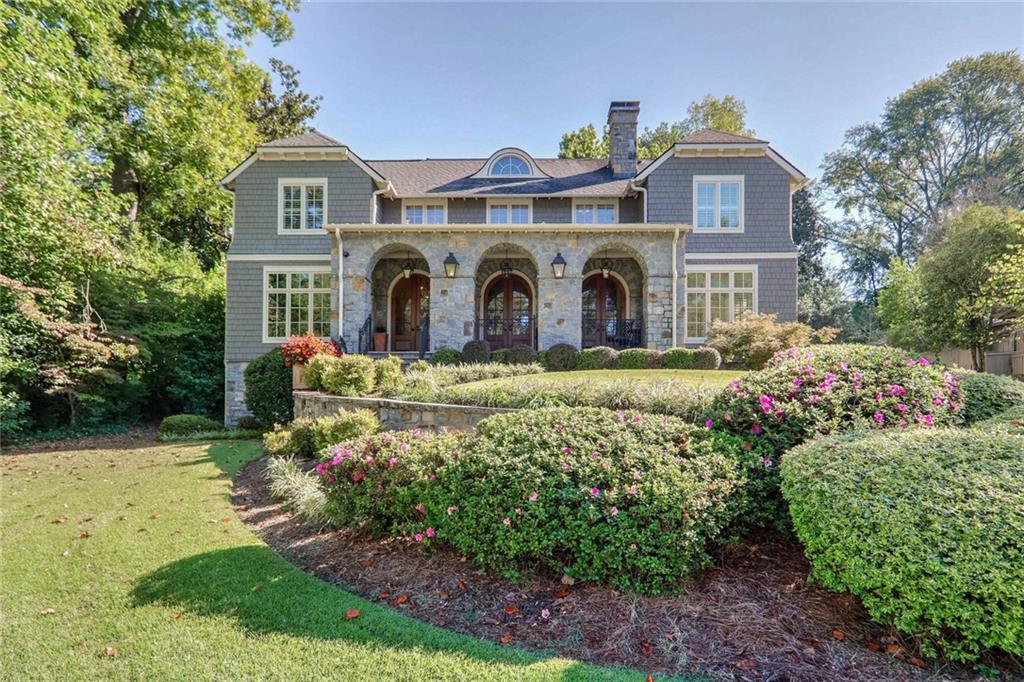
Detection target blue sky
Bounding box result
[246,2,1022,180]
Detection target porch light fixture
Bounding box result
[600,247,612,279]
[443,252,459,278]
[402,250,414,279]
[499,242,513,279]
[551,252,567,279]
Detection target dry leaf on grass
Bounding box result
[345,608,360,620]
[39,608,55,615]
[499,634,513,645]
[105,646,117,658]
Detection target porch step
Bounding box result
[367,351,430,366]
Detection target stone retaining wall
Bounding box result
[293,391,515,431]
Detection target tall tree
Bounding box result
[822,51,1024,272]
[557,94,754,160]
[246,58,322,141]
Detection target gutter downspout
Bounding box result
[672,225,680,348]
[370,182,394,224]
[333,229,344,340]
[628,180,648,223]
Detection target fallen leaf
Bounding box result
[499,634,513,645]
[640,641,653,656]
[437,590,449,599]
[378,591,390,600]
[646,676,654,682]
[457,580,466,590]
[907,657,926,669]
[345,608,360,620]
[52,516,68,524]
[40,608,55,615]
[171,613,182,621]
[79,531,91,539]
[407,601,418,610]
[392,594,409,605]
[733,659,756,671]
[105,646,117,658]
[866,641,881,652]
[885,643,903,657]
[560,575,575,586]
[74,640,84,648]
[150,514,159,520]
[361,559,373,568]
[553,587,570,599]
[503,605,518,615]
[831,629,845,641]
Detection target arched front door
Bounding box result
[391,273,429,351]
[482,274,533,349]
[582,273,625,348]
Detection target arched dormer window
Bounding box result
[472,147,548,179]
[490,154,531,176]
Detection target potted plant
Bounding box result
[281,332,339,389]
[373,325,388,352]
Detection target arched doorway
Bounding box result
[582,272,625,348]
[482,273,534,349]
[390,272,430,351]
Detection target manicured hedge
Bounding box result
[374,355,405,397]
[954,370,1024,425]
[544,343,579,372]
[421,407,759,594]
[506,344,538,365]
[402,362,545,398]
[782,427,1024,661]
[263,409,380,459]
[576,346,619,370]
[662,348,696,369]
[430,347,462,366]
[707,344,963,451]
[244,348,293,427]
[461,340,490,364]
[159,414,223,435]
[693,346,722,370]
[617,348,662,369]
[312,354,376,396]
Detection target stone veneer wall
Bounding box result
[293,391,515,431]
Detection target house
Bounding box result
[219,101,807,424]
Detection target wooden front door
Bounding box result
[483,274,533,349]
[391,273,429,351]
[582,273,624,348]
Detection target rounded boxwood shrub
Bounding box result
[159,414,223,436]
[954,370,1024,425]
[693,346,722,369]
[430,347,462,366]
[506,344,538,365]
[490,348,509,364]
[461,340,490,364]
[616,348,648,369]
[263,409,381,459]
[662,348,697,369]
[707,344,964,452]
[374,356,405,397]
[576,345,619,370]
[544,343,578,372]
[315,429,466,536]
[318,354,376,396]
[244,348,293,428]
[782,427,1024,661]
[425,406,752,594]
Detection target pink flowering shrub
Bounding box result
[315,429,467,536]
[706,344,963,453]
[422,406,769,594]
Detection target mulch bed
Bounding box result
[232,456,1012,681]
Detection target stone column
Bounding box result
[644,274,674,350]
[537,274,582,349]
[341,272,371,352]
[429,274,475,351]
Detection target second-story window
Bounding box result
[574,200,617,224]
[490,155,531,176]
[693,176,743,231]
[279,179,327,233]
[488,200,531,224]
[404,202,446,224]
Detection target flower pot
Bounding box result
[292,363,308,390]
[373,332,388,352]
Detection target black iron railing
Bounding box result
[582,316,644,350]
[474,316,536,349]
[357,315,372,354]
[417,313,430,359]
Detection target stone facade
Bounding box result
[293,391,515,431]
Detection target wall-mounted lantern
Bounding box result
[551,252,567,279]
[443,252,459,278]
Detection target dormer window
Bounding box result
[490,155,531,176]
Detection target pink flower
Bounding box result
[704,419,714,429]
[873,412,885,425]
[889,384,907,397]
[629,543,637,550]
[632,413,642,422]
[387,456,399,467]
[923,414,934,426]
[758,394,775,414]
[528,491,539,502]
[729,379,742,392]
[515,508,522,514]
[839,362,849,371]
[616,410,626,422]
[352,470,365,483]
[414,533,424,542]
[751,423,762,435]
[428,473,437,481]
[541,608,550,620]
[627,484,638,495]
[562,446,573,455]
[426,527,435,538]
[896,403,907,413]
[591,487,601,497]
[446,505,459,515]
[762,457,774,468]
[723,411,732,422]
[502,517,511,526]
[899,419,908,428]
[415,503,426,515]
[610,506,619,516]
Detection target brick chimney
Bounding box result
[607,101,640,178]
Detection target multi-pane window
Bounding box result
[685,269,756,339]
[490,155,531,176]
[694,177,743,230]
[574,201,617,224]
[266,270,331,341]
[279,180,326,232]
[404,202,446,224]
[488,202,531,224]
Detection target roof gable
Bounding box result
[677,128,767,144]
[260,129,344,148]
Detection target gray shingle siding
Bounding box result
[449,198,486,223]
[533,198,571,223]
[229,159,373,255]
[646,156,795,253]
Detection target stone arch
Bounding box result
[365,242,430,280]
[582,241,648,277]
[367,243,430,346]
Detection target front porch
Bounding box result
[330,223,686,355]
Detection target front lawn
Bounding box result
[0,439,650,681]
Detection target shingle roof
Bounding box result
[261,129,344,148]
[367,158,654,197]
[677,129,767,144]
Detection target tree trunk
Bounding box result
[971,346,986,372]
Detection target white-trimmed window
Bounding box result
[490,154,531,176]
[278,179,327,233]
[487,199,531,224]
[573,199,617,224]
[685,268,756,340]
[264,268,331,342]
[693,176,743,232]
[403,200,446,225]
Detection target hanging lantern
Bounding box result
[443,252,459,278]
[500,243,513,278]
[600,247,612,278]
[402,250,413,279]
[551,252,567,279]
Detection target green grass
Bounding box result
[0,440,658,681]
[522,369,738,388]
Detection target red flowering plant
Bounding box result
[704,344,963,453]
[280,332,339,367]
